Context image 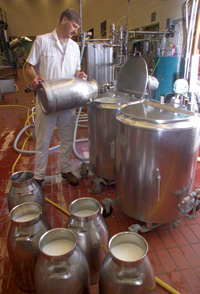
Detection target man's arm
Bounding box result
[25,62,44,90]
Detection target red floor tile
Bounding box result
[168,247,191,270]
[146,231,166,251]
[179,225,199,244]
[170,227,188,246]
[181,269,200,294]
[156,250,178,272]
[167,271,192,294]
[157,229,177,248]
[180,245,200,267]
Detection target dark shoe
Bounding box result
[61,172,79,186]
[34,178,44,188]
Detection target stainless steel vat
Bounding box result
[7,202,51,292]
[88,56,148,180]
[34,228,90,294]
[88,94,131,180]
[38,77,99,115]
[116,101,200,224]
[99,232,155,294]
[8,171,47,218]
[66,197,109,284]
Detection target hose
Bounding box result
[155,277,181,294]
[45,197,71,217]
[13,124,60,154]
[72,31,90,162]
[72,106,89,161]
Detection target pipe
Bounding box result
[193,8,200,54]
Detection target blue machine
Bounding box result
[154,56,184,100]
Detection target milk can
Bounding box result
[99,232,155,294]
[38,77,99,115]
[66,197,109,284]
[34,228,90,294]
[7,202,51,292]
[8,171,47,218]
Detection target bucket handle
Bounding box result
[117,271,144,286]
[15,233,35,242]
[18,192,35,198]
[68,223,88,232]
[46,267,72,280]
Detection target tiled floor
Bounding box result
[1,68,200,294]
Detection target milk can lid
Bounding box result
[116,55,148,98]
[121,101,195,124]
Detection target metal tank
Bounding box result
[7,202,51,292]
[8,171,47,218]
[116,101,200,224]
[88,95,131,180]
[88,56,148,180]
[99,232,155,294]
[66,197,109,284]
[34,228,90,294]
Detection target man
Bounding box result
[25,8,87,187]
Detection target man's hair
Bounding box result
[59,8,81,25]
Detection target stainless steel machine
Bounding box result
[116,101,200,226]
[88,55,148,184]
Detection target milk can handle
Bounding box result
[18,192,35,198]
[46,268,72,280]
[15,233,35,242]
[68,223,88,232]
[117,272,144,286]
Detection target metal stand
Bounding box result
[128,219,180,233]
[80,162,115,194]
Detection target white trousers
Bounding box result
[34,98,75,180]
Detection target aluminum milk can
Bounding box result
[34,228,90,294]
[66,197,109,284]
[99,232,155,294]
[7,202,51,292]
[38,77,99,115]
[8,171,47,218]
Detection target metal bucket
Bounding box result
[116,101,200,223]
[8,171,47,218]
[66,197,109,284]
[34,228,90,294]
[99,232,155,294]
[38,77,99,115]
[7,202,51,292]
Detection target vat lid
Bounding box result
[121,101,195,123]
[94,96,130,105]
[116,55,148,98]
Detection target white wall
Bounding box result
[1,0,186,37]
[1,0,79,36]
[81,0,186,37]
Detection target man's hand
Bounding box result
[32,76,45,90]
[75,70,87,79]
